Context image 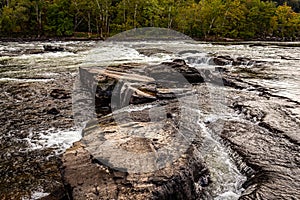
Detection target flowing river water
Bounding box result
[0,40,299,199]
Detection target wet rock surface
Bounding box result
[63,130,208,199]
[136,48,172,56]
[1,41,300,199]
[210,55,265,67]
[212,74,300,199]
[0,41,95,199]
[66,53,300,199]
[0,77,75,199]
[75,60,206,120]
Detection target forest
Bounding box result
[0,0,300,40]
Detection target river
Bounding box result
[0,39,299,199]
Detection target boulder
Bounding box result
[146,59,205,84]
[212,56,256,66]
[43,45,64,52]
[76,60,205,117]
[212,56,233,66]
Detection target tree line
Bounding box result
[0,0,300,40]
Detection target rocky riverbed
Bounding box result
[0,40,299,199]
[0,41,95,199]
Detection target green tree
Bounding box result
[196,0,224,38]
[241,0,276,38]
[0,6,15,33]
[174,1,200,36]
[32,0,44,37]
[0,0,31,35]
[271,3,300,38]
[216,0,246,38]
[45,0,74,36]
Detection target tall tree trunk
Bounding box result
[88,12,91,34]
[207,17,216,36]
[134,3,137,28]
[105,3,109,38]
[123,0,126,24]
[106,18,110,38]
[36,3,39,36]
[35,1,42,37]
[168,6,172,28]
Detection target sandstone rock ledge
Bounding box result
[63,60,211,199]
[62,140,207,200]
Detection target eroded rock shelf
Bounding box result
[64,58,300,199]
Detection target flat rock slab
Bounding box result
[62,142,207,200]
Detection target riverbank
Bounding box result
[2,37,300,50]
[1,34,300,44]
[0,37,104,42]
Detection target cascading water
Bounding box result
[197,119,246,199]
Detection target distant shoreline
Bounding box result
[0,36,104,42]
[1,36,300,47]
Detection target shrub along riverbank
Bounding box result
[0,0,300,40]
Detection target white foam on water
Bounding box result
[0,78,54,82]
[18,51,76,59]
[84,43,144,66]
[198,118,246,199]
[83,41,174,67]
[121,103,156,112]
[174,106,246,199]
[22,188,50,200]
[36,72,59,77]
[23,128,82,155]
[247,78,300,103]
[215,190,241,200]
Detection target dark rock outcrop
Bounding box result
[50,89,71,99]
[47,107,60,115]
[212,56,256,66]
[213,56,234,66]
[150,60,205,83]
[43,45,64,52]
[136,48,172,56]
